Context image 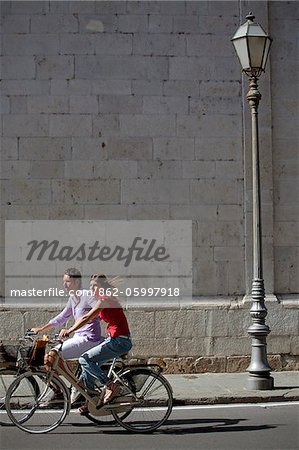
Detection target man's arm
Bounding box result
[31,323,54,334]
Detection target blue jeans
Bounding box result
[79,336,132,389]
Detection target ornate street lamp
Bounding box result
[231,13,274,390]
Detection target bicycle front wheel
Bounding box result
[5,370,69,434]
[112,368,173,433]
[0,367,19,425]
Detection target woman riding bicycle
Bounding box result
[60,274,132,414]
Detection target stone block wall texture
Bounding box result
[0,1,298,370]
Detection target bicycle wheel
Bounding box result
[112,368,173,433]
[0,367,19,425]
[0,367,40,426]
[5,370,69,434]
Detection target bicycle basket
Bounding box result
[18,337,48,367]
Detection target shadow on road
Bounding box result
[62,416,276,435]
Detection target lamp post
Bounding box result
[231,13,274,390]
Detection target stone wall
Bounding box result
[0,297,298,372]
[0,1,298,371]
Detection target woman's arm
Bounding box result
[60,300,102,338]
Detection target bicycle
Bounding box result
[0,331,42,426]
[1,332,124,427]
[5,334,173,434]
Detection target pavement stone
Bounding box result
[165,371,299,405]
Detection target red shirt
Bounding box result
[99,297,130,338]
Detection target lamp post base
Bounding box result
[247,375,274,390]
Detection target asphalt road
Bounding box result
[1,402,298,450]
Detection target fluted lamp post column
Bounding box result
[231,13,274,390]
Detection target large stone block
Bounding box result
[153,137,195,160]
[28,96,69,114]
[1,80,50,95]
[19,137,71,160]
[93,161,137,179]
[137,161,182,179]
[98,95,142,114]
[155,310,206,339]
[187,35,235,58]
[195,137,241,161]
[117,14,148,33]
[2,13,30,33]
[176,337,207,357]
[94,34,132,55]
[30,161,64,179]
[148,15,173,33]
[76,55,168,80]
[3,114,48,137]
[267,304,298,336]
[125,311,155,338]
[191,180,243,206]
[173,15,199,34]
[121,179,190,204]
[132,80,163,96]
[131,338,176,357]
[8,179,52,205]
[127,204,169,220]
[78,14,118,34]
[1,138,18,160]
[143,96,188,115]
[10,1,49,14]
[120,114,175,137]
[267,336,291,354]
[36,55,74,79]
[51,179,120,204]
[105,138,152,160]
[70,96,98,114]
[163,80,199,96]
[133,34,185,56]
[64,161,94,179]
[227,309,252,337]
[92,79,131,95]
[60,34,94,55]
[213,337,251,356]
[84,205,127,220]
[23,309,59,331]
[0,161,31,180]
[31,14,79,33]
[3,34,59,55]
[49,114,92,137]
[206,310,229,337]
[71,138,107,160]
[0,311,24,340]
[1,56,35,79]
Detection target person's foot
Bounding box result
[102,381,121,405]
[39,389,64,407]
[76,401,89,415]
[70,386,81,405]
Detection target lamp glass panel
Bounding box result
[232,38,250,70]
[261,38,271,70]
[247,36,266,68]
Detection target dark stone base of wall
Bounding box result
[128,354,299,374]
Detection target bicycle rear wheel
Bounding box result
[112,368,173,433]
[5,370,69,434]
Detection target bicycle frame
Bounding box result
[44,349,136,416]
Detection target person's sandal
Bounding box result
[103,382,121,405]
[76,401,89,415]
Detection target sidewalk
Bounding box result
[165,371,299,405]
